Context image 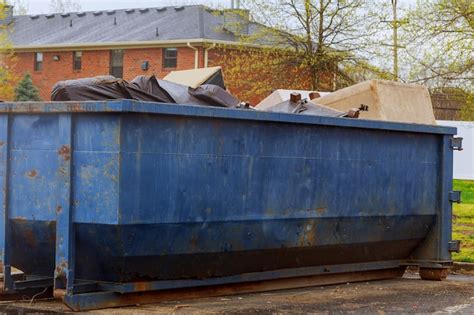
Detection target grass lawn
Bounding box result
[452,179,474,262]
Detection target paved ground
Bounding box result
[0,273,473,314]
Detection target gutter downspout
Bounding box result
[204,43,216,68]
[187,42,199,69]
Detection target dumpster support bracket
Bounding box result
[408,134,454,265]
[450,137,463,151]
[449,191,462,204]
[54,114,75,297]
[0,114,13,292]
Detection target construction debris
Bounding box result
[163,66,226,89]
[264,92,368,118]
[256,89,331,111]
[50,70,436,124]
[311,80,437,125]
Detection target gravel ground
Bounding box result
[0,273,473,314]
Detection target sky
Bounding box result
[21,0,234,14]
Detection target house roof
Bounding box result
[9,5,263,49]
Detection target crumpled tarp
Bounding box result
[263,94,367,119]
[265,99,345,117]
[189,84,240,108]
[51,75,239,108]
[156,79,239,108]
[130,75,175,103]
[51,75,174,103]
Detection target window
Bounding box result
[162,48,177,68]
[110,49,124,78]
[73,51,82,70]
[34,52,43,71]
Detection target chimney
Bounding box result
[0,5,13,26]
[222,9,250,35]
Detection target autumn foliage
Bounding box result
[210,45,334,105]
[0,3,18,101]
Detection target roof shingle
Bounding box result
[10,5,256,47]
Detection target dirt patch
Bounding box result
[452,263,474,276]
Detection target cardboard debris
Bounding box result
[163,66,226,89]
[311,80,436,125]
[256,89,331,111]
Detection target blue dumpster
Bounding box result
[0,101,461,310]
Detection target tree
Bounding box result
[14,73,41,101]
[459,92,474,121]
[253,1,392,86]
[10,0,28,15]
[0,2,17,100]
[49,0,81,13]
[211,44,313,103]
[403,0,473,90]
[216,0,390,103]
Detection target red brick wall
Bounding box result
[9,47,200,101]
[12,50,110,100]
[8,45,328,104]
[123,47,198,81]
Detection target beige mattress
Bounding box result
[311,80,436,125]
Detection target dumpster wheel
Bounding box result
[419,267,449,281]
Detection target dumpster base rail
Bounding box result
[1,259,455,310]
[62,262,406,311]
[0,261,412,311]
[63,267,407,311]
[0,267,53,302]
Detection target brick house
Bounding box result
[2,5,331,103]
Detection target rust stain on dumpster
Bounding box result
[299,220,317,247]
[24,230,37,247]
[190,235,199,251]
[316,207,327,215]
[133,282,154,292]
[58,145,71,161]
[67,103,88,112]
[55,261,68,279]
[14,221,38,247]
[26,169,38,178]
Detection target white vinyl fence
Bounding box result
[437,120,474,180]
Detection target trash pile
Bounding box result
[262,91,368,118]
[306,80,437,125]
[52,75,244,109]
[52,66,437,124]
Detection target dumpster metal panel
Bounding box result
[119,113,442,225]
[0,101,458,310]
[10,115,60,221]
[73,114,121,224]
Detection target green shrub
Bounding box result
[14,73,41,102]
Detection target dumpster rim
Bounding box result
[0,100,456,135]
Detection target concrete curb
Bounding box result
[452,262,474,275]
